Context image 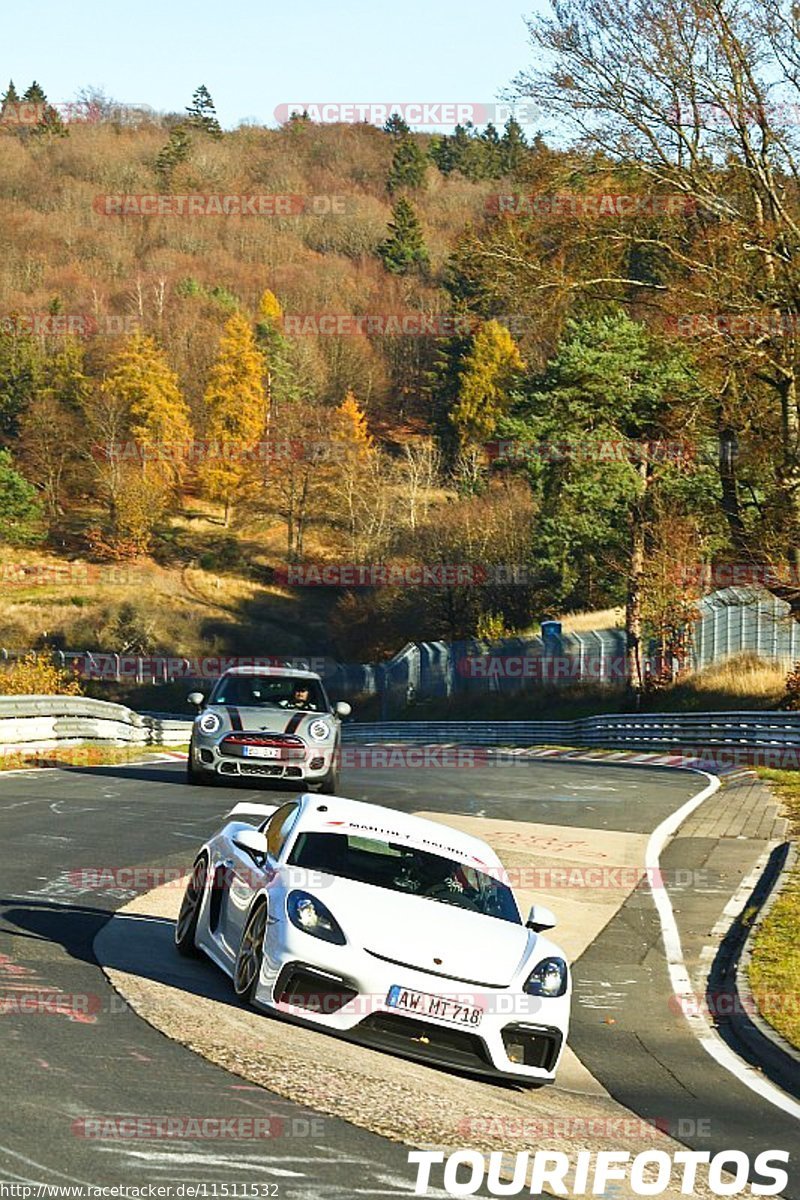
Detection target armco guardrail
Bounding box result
[0,695,192,749]
[341,711,800,756]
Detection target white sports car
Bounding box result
[175,793,571,1085]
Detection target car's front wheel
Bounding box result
[186,739,206,785]
[233,901,268,1003]
[315,746,341,794]
[175,856,207,957]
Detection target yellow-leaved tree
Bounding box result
[331,391,388,557]
[85,334,192,556]
[450,320,525,446]
[104,333,193,485]
[257,289,283,327]
[199,311,266,525]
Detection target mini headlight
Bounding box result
[308,719,331,742]
[524,956,568,998]
[198,711,222,735]
[287,890,345,945]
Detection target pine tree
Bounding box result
[499,117,527,175]
[185,85,222,138]
[155,126,192,185]
[0,80,19,122]
[103,334,193,485]
[450,320,525,445]
[384,113,411,138]
[22,81,67,137]
[387,135,428,193]
[377,197,429,275]
[0,449,43,544]
[199,312,266,525]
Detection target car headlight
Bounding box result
[308,719,331,742]
[198,711,221,735]
[287,890,345,945]
[524,956,568,998]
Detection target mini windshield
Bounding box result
[288,832,521,924]
[211,675,327,711]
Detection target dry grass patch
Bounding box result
[749,770,800,1051]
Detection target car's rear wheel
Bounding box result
[233,901,268,1002]
[175,856,207,956]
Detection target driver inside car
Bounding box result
[279,684,318,711]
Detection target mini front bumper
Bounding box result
[190,736,335,781]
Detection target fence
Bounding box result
[341,711,800,754]
[2,697,800,766]
[2,586,799,715]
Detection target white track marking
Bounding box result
[647,769,800,1120]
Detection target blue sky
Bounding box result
[3,0,541,131]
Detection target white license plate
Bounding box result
[242,745,280,759]
[386,985,483,1027]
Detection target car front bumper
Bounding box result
[256,923,570,1083]
[190,739,335,782]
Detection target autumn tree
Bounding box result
[512,0,800,609]
[450,320,525,446]
[199,311,266,526]
[103,333,192,487]
[329,391,392,558]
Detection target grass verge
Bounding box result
[750,769,800,1050]
[0,743,187,772]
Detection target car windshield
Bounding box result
[210,675,327,711]
[288,832,521,924]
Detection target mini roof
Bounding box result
[295,794,502,871]
[218,666,322,681]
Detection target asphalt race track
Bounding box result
[0,756,798,1197]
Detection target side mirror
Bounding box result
[233,829,270,859]
[526,904,557,932]
[188,692,205,708]
[335,701,352,718]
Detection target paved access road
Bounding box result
[0,757,796,1196]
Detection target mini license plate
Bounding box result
[386,985,483,1027]
[242,745,280,759]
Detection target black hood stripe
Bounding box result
[226,706,243,731]
[284,712,305,734]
